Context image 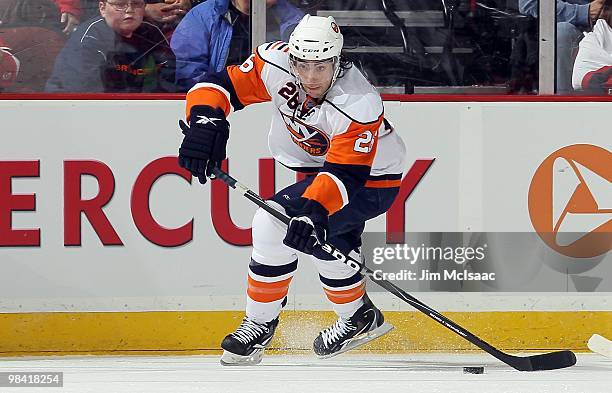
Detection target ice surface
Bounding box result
[0,353,610,393]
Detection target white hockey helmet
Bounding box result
[288,15,344,94]
[288,15,343,61]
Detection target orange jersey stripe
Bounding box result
[226,50,272,107]
[323,282,366,305]
[302,173,345,215]
[185,49,272,119]
[247,276,292,303]
[364,179,402,188]
[326,115,383,167]
[185,87,232,119]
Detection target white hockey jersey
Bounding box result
[572,19,612,92]
[186,41,406,215]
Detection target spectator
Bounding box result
[0,0,81,34]
[572,0,612,93]
[519,0,606,93]
[170,0,303,90]
[46,0,177,92]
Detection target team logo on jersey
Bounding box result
[280,112,330,156]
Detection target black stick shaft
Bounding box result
[209,166,576,372]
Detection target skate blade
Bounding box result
[317,322,394,359]
[220,348,265,366]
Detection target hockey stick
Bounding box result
[210,167,577,371]
[588,334,612,358]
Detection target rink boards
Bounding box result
[0,99,610,355]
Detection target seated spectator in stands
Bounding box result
[170,0,303,90]
[0,0,81,34]
[519,0,605,93]
[46,0,176,92]
[0,39,19,91]
[572,0,612,93]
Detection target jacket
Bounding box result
[46,16,177,92]
[170,0,303,90]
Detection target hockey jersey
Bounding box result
[572,19,612,92]
[186,41,406,215]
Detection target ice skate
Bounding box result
[220,317,279,366]
[313,295,393,358]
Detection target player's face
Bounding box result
[99,0,145,38]
[293,59,335,98]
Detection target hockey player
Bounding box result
[178,14,406,365]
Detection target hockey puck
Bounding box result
[463,366,485,374]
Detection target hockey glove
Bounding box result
[178,105,230,184]
[283,198,329,255]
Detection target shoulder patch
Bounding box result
[256,42,291,75]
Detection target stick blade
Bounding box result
[588,334,612,358]
[524,350,577,371]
